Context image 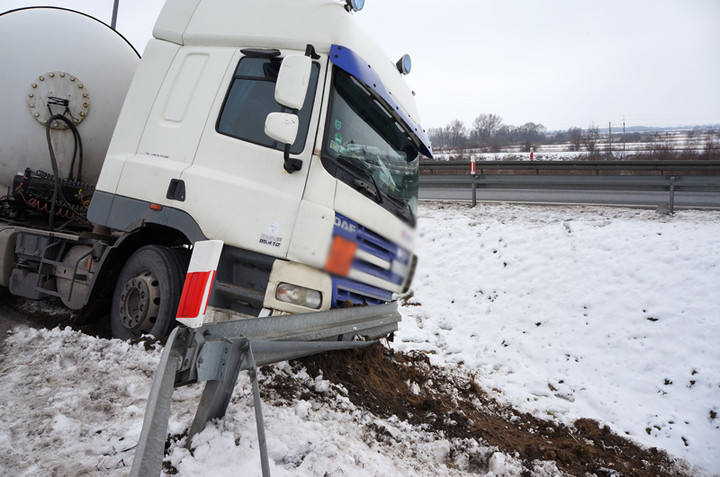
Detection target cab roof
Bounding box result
[154,0,432,157]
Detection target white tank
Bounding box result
[0,7,140,190]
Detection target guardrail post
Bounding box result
[129,327,191,477]
[471,175,477,207]
[669,176,676,214]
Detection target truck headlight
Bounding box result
[275,283,322,310]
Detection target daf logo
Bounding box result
[334,217,357,233]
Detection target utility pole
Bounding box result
[622,120,626,159]
[608,121,612,155]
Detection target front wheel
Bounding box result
[111,245,189,340]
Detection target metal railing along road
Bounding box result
[420,159,720,176]
[419,160,720,212]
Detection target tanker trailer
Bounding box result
[0,6,141,319]
[0,7,139,191]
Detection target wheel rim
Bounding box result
[119,271,161,334]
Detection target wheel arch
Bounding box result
[81,224,195,316]
[82,191,208,314]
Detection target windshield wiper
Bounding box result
[336,155,382,203]
[329,155,415,226]
[381,190,415,225]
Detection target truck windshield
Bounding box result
[321,68,419,226]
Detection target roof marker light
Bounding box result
[396,54,411,75]
[345,0,365,13]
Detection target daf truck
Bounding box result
[0,0,432,340]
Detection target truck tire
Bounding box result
[110,245,189,340]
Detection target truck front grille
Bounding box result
[329,214,413,307]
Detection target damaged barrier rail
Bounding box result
[130,241,401,476]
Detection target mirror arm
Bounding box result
[283,143,302,173]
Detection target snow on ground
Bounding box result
[0,327,540,476]
[433,150,581,162]
[397,202,720,473]
[0,202,719,475]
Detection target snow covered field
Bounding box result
[400,203,720,473]
[0,202,718,476]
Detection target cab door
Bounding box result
[179,49,324,257]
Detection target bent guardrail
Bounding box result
[130,303,401,477]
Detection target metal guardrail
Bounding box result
[420,160,720,175]
[130,303,401,477]
[419,160,720,212]
[420,174,720,213]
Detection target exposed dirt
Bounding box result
[263,343,689,477]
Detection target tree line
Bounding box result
[428,114,719,156]
[428,114,548,152]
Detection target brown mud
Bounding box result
[264,343,689,477]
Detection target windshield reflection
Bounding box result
[322,68,419,225]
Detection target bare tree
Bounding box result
[428,127,445,151]
[585,123,599,153]
[516,122,546,151]
[568,127,583,151]
[446,119,467,148]
[704,138,719,160]
[471,113,503,146]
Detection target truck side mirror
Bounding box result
[264,112,299,145]
[266,54,312,173]
[274,55,312,110]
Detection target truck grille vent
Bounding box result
[330,214,412,306]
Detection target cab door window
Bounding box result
[217,56,319,154]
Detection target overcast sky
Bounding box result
[2,0,719,131]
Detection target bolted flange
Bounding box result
[27,71,90,128]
